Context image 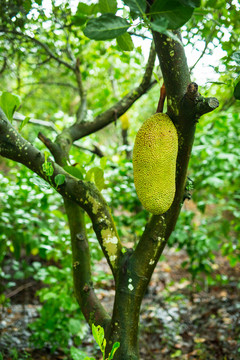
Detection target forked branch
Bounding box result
[0,108,123,275]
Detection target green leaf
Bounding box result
[100,156,108,169]
[42,161,54,177]
[64,165,83,180]
[117,32,134,51]
[153,72,162,85]
[23,0,32,13]
[86,154,96,166]
[150,17,169,33]
[108,342,120,360]
[54,174,65,187]
[85,167,105,191]
[232,51,240,65]
[83,14,130,40]
[234,80,240,99]
[92,324,105,351]
[202,176,224,188]
[171,349,182,358]
[150,1,194,30]
[76,2,96,15]
[72,14,88,26]
[0,92,21,121]
[19,116,31,132]
[98,0,117,14]
[70,346,89,360]
[123,0,146,14]
[31,175,51,190]
[68,319,81,335]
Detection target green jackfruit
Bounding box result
[133,113,178,215]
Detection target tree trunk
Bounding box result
[105,280,141,360]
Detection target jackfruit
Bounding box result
[120,113,130,130]
[132,113,178,215]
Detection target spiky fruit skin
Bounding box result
[133,113,178,215]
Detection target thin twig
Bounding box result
[0,56,7,75]
[156,83,166,113]
[0,28,75,71]
[68,41,157,141]
[14,81,79,91]
[6,282,35,298]
[75,57,87,123]
[13,112,58,132]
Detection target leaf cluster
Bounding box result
[82,0,201,49]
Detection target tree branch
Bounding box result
[14,113,103,157]
[14,81,79,91]
[64,199,111,329]
[68,42,156,141]
[13,112,58,132]
[0,56,7,75]
[0,108,123,275]
[75,57,87,123]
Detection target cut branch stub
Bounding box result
[181,82,219,121]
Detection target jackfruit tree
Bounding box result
[0,1,239,359]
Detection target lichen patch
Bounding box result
[86,192,101,214]
[101,228,119,266]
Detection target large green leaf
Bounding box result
[123,0,146,14]
[117,32,134,51]
[98,0,117,14]
[83,14,130,40]
[0,92,21,121]
[150,0,194,30]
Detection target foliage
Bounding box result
[169,105,240,283]
[71,324,120,360]
[0,159,109,351]
[0,92,20,121]
[30,265,88,352]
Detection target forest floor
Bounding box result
[1,248,240,360]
